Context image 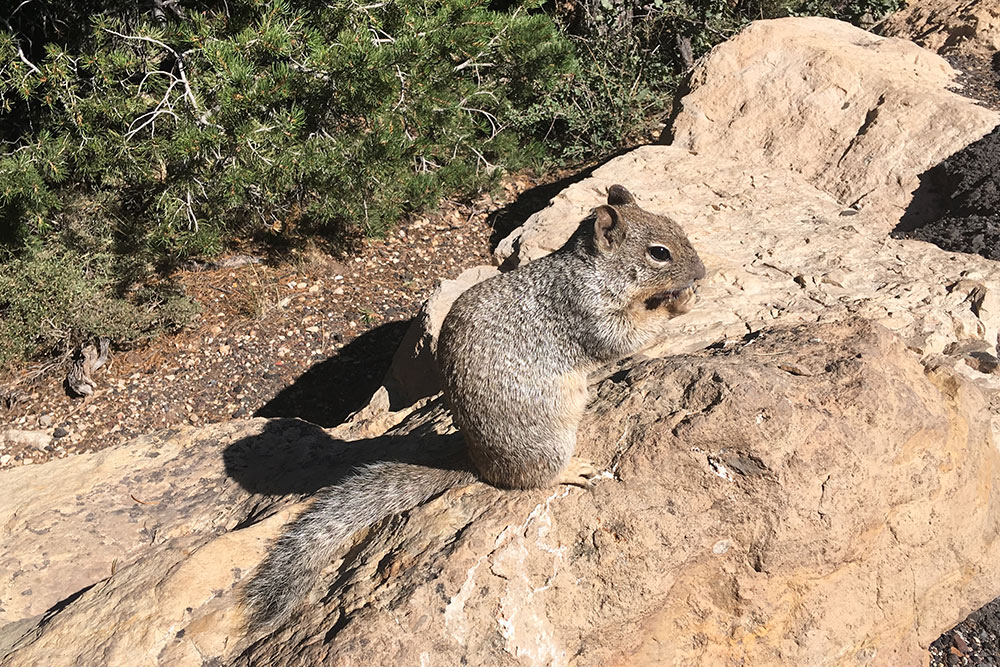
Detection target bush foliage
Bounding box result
[1,0,578,251]
[0,0,901,365]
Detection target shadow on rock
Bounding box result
[487,148,635,254]
[222,416,466,498]
[255,319,411,427]
[893,124,1000,260]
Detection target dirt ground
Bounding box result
[0,165,600,468]
[0,203,489,465]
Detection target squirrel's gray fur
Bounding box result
[243,185,705,628]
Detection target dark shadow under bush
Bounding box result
[893,125,1000,261]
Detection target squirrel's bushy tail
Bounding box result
[244,461,475,628]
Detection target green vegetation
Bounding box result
[0,244,199,364]
[0,0,901,366]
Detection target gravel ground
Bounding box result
[948,52,1000,112]
[892,122,1000,259]
[0,167,596,468]
[0,186,510,466]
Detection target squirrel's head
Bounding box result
[585,184,706,316]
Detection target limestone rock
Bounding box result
[377,264,499,409]
[881,0,1000,58]
[0,429,51,451]
[487,144,1000,373]
[663,17,998,227]
[0,415,394,628]
[2,320,998,666]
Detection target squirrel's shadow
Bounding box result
[254,319,412,427]
[222,416,465,499]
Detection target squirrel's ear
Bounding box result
[593,205,627,253]
[607,185,636,206]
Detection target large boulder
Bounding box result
[663,17,998,231]
[0,397,425,626]
[2,320,999,666]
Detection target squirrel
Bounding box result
[243,184,706,628]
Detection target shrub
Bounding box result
[0,243,198,365]
[0,0,578,364]
[1,0,578,253]
[510,0,902,163]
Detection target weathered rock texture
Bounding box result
[881,0,1000,58]
[663,17,998,228]
[2,320,999,666]
[0,403,435,662]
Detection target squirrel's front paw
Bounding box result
[556,457,606,488]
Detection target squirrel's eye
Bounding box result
[647,244,672,262]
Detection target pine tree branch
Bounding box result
[102,28,201,115]
[16,46,40,75]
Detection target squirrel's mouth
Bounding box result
[644,284,697,315]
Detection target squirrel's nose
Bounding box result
[691,255,706,281]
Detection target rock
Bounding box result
[662,17,998,228]
[0,413,397,630]
[952,630,972,654]
[378,264,498,408]
[0,430,51,451]
[52,427,68,439]
[1,320,998,666]
[963,350,1000,374]
[881,0,1000,58]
